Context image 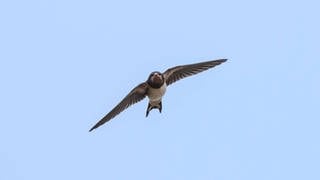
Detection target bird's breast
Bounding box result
[147,83,167,102]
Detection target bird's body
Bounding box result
[148,86,166,102]
[147,77,167,103]
[89,59,227,131]
[146,82,167,116]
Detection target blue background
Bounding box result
[1,0,319,179]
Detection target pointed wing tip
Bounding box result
[209,59,228,65]
[89,124,99,132]
[214,59,228,65]
[89,127,95,132]
[218,59,228,63]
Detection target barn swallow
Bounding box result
[89,59,227,131]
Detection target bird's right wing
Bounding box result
[89,82,148,131]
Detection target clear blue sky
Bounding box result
[1,0,319,179]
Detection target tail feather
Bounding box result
[146,101,162,117]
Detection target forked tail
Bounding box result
[146,101,162,117]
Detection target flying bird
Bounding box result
[89,59,227,131]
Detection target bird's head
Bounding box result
[147,71,164,88]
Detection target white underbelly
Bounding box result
[148,83,167,102]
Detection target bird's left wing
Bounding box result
[89,82,148,131]
[163,59,227,86]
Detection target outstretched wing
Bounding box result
[89,82,148,131]
[163,59,227,86]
